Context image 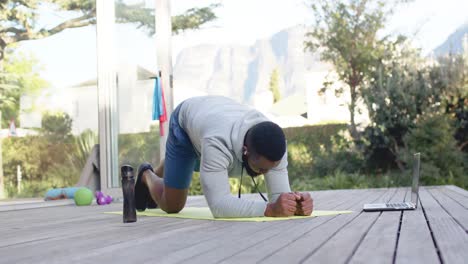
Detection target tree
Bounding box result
[269,68,281,103]
[1,52,49,127]
[305,0,406,141]
[41,111,73,142]
[0,0,218,64]
[434,40,468,152]
[401,113,466,187]
[362,50,441,171]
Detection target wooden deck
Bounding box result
[0,185,467,263]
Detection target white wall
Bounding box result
[20,65,158,135]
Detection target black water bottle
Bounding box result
[121,165,137,223]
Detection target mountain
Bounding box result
[433,23,468,57]
[173,25,330,108]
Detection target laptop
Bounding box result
[363,153,421,211]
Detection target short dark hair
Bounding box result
[246,121,286,161]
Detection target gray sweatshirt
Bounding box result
[178,96,291,217]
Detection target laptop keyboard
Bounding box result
[387,203,410,208]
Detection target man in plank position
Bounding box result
[135,96,313,217]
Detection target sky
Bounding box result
[14,0,468,88]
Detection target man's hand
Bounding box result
[264,192,298,217]
[293,192,313,216]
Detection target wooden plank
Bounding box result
[0,191,334,247]
[1,214,217,263]
[5,188,453,264]
[89,190,364,263]
[183,190,374,264]
[427,187,468,231]
[210,189,389,264]
[416,187,468,264]
[2,192,330,263]
[87,189,369,264]
[395,187,441,264]
[0,199,75,212]
[71,219,289,263]
[0,199,221,261]
[0,202,138,237]
[0,209,120,242]
[445,185,468,198]
[183,190,380,264]
[301,189,401,264]
[438,186,468,210]
[348,188,408,264]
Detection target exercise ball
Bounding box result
[74,188,93,206]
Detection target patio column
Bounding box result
[96,0,119,191]
[155,0,174,160]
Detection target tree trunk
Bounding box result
[349,84,359,142]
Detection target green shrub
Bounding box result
[291,170,403,191]
[312,130,364,176]
[118,125,160,169]
[3,135,77,198]
[188,172,203,195]
[399,113,467,188]
[6,180,52,198]
[67,129,98,176]
[284,123,350,181]
[283,123,348,153]
[41,111,73,142]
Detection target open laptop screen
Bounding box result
[411,153,421,207]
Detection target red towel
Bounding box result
[159,80,167,136]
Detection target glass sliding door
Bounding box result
[97,0,160,196]
[96,0,119,194]
[1,1,99,199]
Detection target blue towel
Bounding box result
[152,77,163,121]
[45,187,81,200]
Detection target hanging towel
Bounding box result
[152,77,167,136]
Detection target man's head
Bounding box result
[243,121,286,176]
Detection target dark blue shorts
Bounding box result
[163,103,199,189]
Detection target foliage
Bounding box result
[361,48,442,170]
[434,52,468,152]
[0,52,48,127]
[288,128,364,180]
[3,126,160,198]
[3,118,467,199]
[118,125,160,168]
[41,111,73,142]
[5,179,53,198]
[291,170,405,191]
[269,68,281,103]
[188,167,269,196]
[305,0,406,139]
[283,123,349,181]
[188,172,203,195]
[399,113,467,188]
[311,136,364,177]
[0,0,218,61]
[2,135,77,198]
[171,4,220,34]
[361,42,468,173]
[228,175,266,196]
[67,129,98,175]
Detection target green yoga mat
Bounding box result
[106,207,353,222]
